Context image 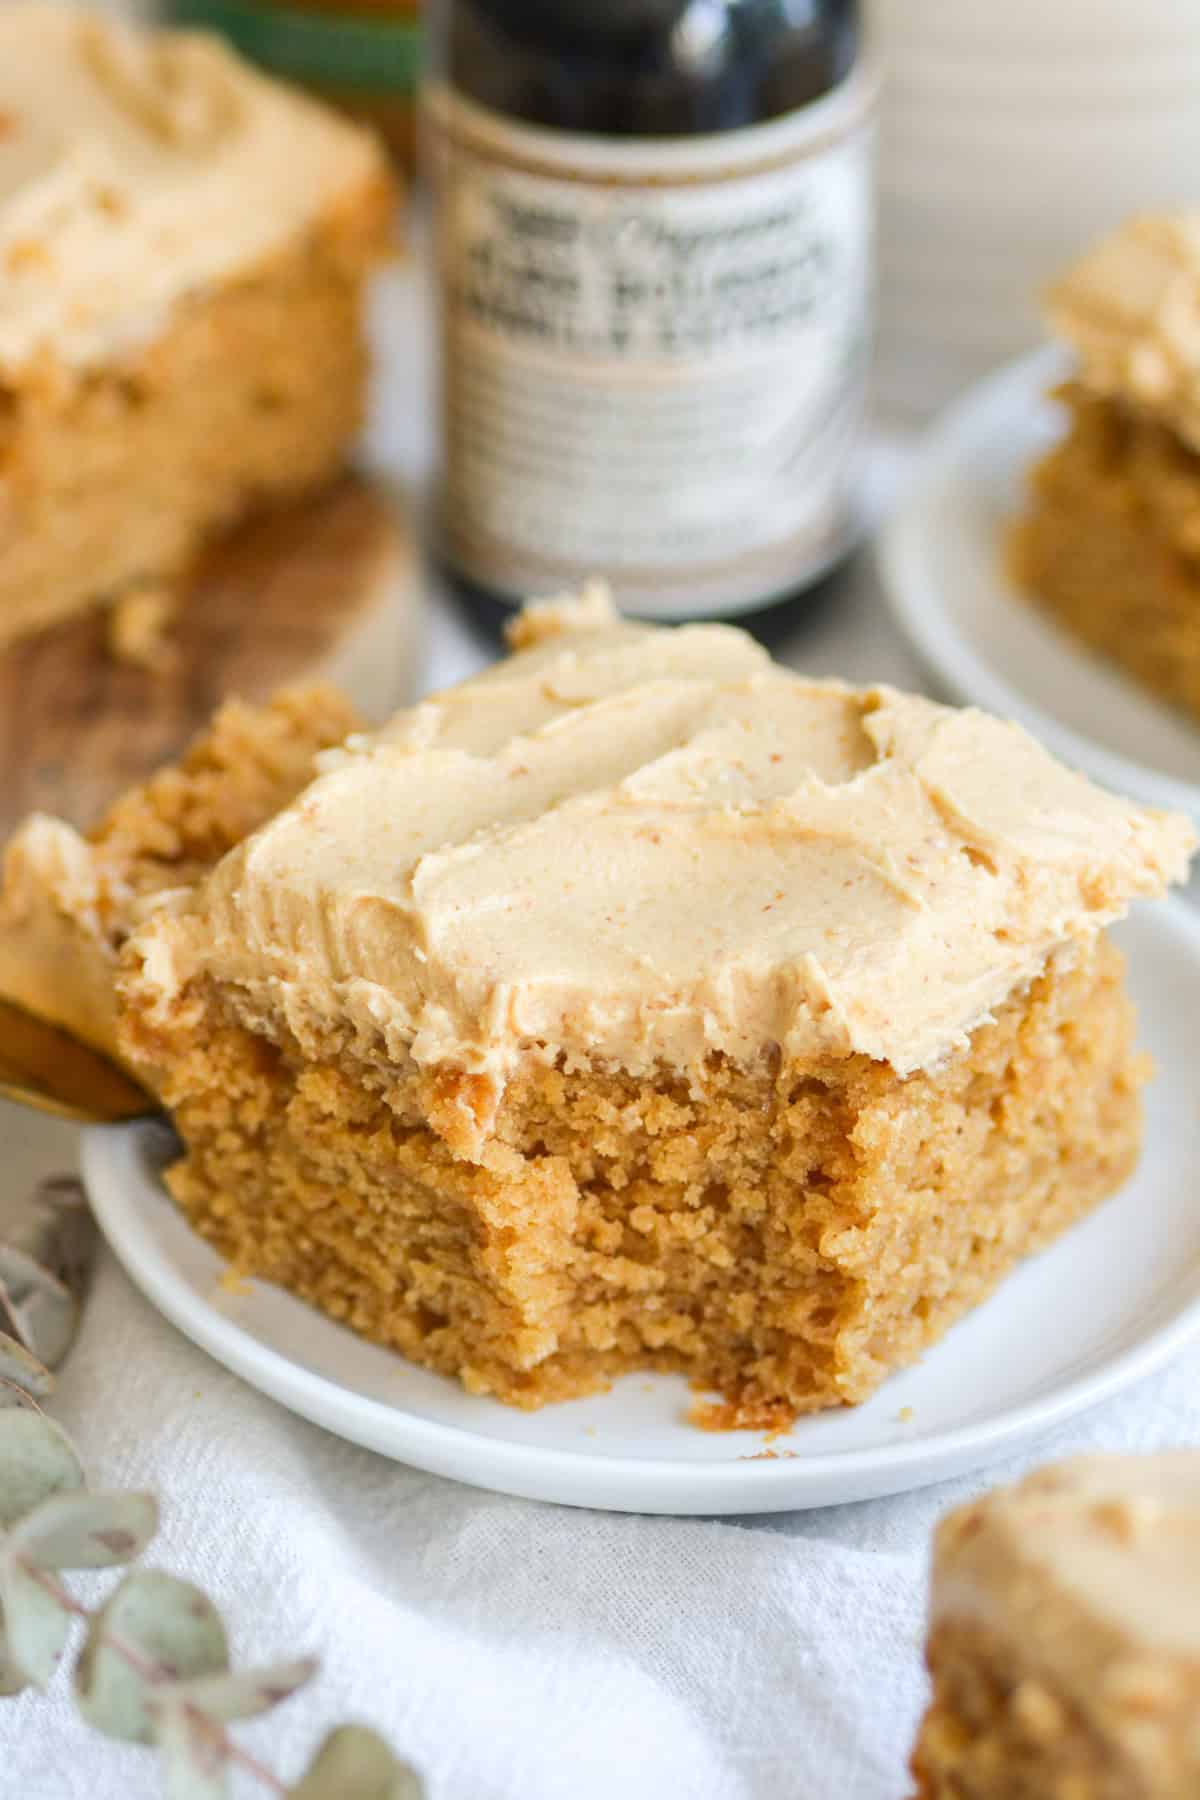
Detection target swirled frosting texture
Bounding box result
[934,1454,1200,1658]
[0,7,385,374]
[1048,214,1200,448]
[128,592,1195,1084]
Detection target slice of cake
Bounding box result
[0,685,362,1063]
[1011,215,1200,724]
[112,592,1194,1420]
[912,1454,1200,1799]
[0,6,394,650]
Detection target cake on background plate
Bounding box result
[0,5,394,651]
[93,591,1193,1423]
[1011,214,1200,726]
[912,1453,1200,1799]
[0,685,361,1063]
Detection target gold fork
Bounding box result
[0,997,152,1124]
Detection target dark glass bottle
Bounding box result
[425,0,872,637]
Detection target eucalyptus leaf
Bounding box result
[291,1726,426,1800]
[0,1553,73,1686]
[0,1406,83,1529]
[0,1261,76,1372]
[12,1490,158,1571]
[18,1283,76,1370]
[154,1695,228,1800]
[0,1174,95,1373]
[162,1655,317,1724]
[1,1175,97,1301]
[0,1330,53,1402]
[0,1623,29,1697]
[0,1377,41,1411]
[76,1569,229,1743]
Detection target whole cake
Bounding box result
[0,6,393,650]
[912,1453,1200,1799]
[95,592,1192,1421]
[1011,214,1200,725]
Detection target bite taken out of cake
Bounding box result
[105,590,1194,1425]
[0,6,394,651]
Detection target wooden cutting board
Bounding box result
[0,475,421,841]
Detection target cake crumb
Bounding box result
[107,581,179,673]
[689,1394,798,1435]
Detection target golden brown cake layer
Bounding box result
[0,685,362,1059]
[913,1454,1200,1799]
[120,935,1142,1418]
[0,9,394,649]
[1010,384,1200,724]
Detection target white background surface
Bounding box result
[867,0,1200,419]
[1,262,1199,1800]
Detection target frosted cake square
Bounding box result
[1012,214,1200,725]
[0,7,393,649]
[913,1454,1200,1799]
[115,593,1193,1421]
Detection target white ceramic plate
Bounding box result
[82,904,1200,1516]
[878,346,1200,828]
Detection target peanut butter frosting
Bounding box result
[0,7,385,375]
[123,591,1194,1100]
[1048,213,1200,448]
[932,1455,1200,1778]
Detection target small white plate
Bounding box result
[878,346,1200,828]
[82,904,1200,1516]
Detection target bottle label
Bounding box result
[425,73,876,618]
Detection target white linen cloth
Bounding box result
[1,566,1198,1800]
[4,1240,1200,1800]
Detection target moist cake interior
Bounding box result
[130,937,1138,1421]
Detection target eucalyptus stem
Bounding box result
[16,1556,289,1797]
[0,1186,418,1798]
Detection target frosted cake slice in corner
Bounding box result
[912,1453,1200,1799]
[1011,212,1200,724]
